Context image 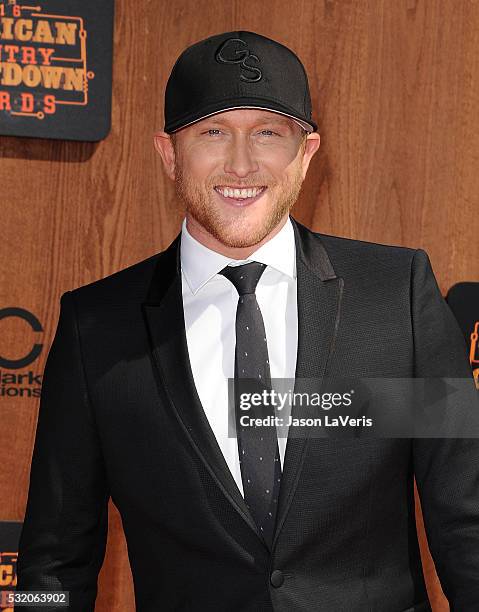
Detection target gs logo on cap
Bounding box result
[215,38,263,83]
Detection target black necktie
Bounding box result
[220,261,281,548]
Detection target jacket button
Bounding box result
[270,570,284,588]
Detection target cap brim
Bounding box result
[165,98,317,133]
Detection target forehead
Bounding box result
[189,108,299,130]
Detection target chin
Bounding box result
[210,214,279,249]
[187,192,292,250]
[216,233,263,249]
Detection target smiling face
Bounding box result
[155,108,320,258]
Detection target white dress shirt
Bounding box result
[181,216,298,496]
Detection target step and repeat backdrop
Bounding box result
[0,1,478,610]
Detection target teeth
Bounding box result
[216,186,264,199]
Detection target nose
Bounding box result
[223,133,259,178]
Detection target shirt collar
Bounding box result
[180,216,297,295]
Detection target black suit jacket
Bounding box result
[17,217,479,611]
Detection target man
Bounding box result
[17,31,479,611]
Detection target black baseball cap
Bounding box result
[164,31,317,134]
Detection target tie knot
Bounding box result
[219,261,267,295]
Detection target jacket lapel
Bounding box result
[273,217,344,547]
[141,234,261,540]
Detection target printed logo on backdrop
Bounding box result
[0,308,43,399]
[0,522,21,611]
[0,0,114,141]
[446,282,479,390]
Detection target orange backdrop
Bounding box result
[1,2,478,610]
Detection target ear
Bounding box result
[300,132,321,179]
[153,131,176,180]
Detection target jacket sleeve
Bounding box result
[16,290,109,612]
[411,249,479,611]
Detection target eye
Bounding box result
[259,129,277,136]
[205,129,222,136]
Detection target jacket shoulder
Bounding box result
[317,230,417,256]
[312,230,420,277]
[68,250,163,307]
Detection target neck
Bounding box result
[185,214,289,259]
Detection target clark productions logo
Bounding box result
[0,307,43,399]
[0,0,114,140]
